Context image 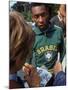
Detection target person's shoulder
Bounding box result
[50,15,58,22]
[54,25,62,30]
[53,25,63,34]
[32,25,41,35]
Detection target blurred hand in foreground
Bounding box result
[22,63,40,87]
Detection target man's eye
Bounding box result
[34,13,48,19]
[34,15,39,19]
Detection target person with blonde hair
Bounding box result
[9,11,40,89]
[50,4,66,37]
[50,4,66,73]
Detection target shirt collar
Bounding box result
[34,24,54,35]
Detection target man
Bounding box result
[26,3,66,86]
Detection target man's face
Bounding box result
[31,5,49,29]
[58,5,66,24]
[59,10,66,24]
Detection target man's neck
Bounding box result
[39,24,50,33]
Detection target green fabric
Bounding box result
[27,25,65,70]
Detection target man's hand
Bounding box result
[22,63,40,87]
[53,61,63,76]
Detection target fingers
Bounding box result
[22,63,36,76]
[23,66,30,75]
[53,61,63,75]
[22,63,40,87]
[24,63,35,71]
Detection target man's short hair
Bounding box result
[30,2,46,8]
[30,2,51,14]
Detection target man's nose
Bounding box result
[38,16,43,22]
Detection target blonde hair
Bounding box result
[59,4,66,16]
[10,11,35,68]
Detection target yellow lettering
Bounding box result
[40,47,45,53]
[53,45,57,51]
[45,46,49,51]
[36,45,57,55]
[49,45,53,50]
[36,49,41,54]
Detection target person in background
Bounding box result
[9,11,40,89]
[25,3,66,86]
[50,4,66,73]
[50,4,66,37]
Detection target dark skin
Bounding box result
[31,5,49,30]
[31,5,62,75]
[23,63,40,87]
